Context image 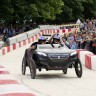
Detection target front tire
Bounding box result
[62,69,67,74]
[74,59,82,78]
[22,57,26,75]
[28,59,36,79]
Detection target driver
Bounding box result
[30,36,47,49]
[25,36,47,58]
[48,34,61,44]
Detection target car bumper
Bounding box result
[39,55,78,69]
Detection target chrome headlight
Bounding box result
[37,52,47,56]
[70,51,77,56]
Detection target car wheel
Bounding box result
[62,69,67,74]
[22,57,26,75]
[74,59,82,78]
[28,59,36,79]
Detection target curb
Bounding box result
[76,49,96,70]
[0,65,35,96]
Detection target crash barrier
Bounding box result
[76,49,96,70]
[2,24,80,46]
[0,28,62,56]
[0,34,41,56]
[39,24,80,34]
[0,28,42,56]
[26,28,40,39]
[8,28,40,45]
[0,65,35,96]
[0,41,4,49]
[41,28,77,36]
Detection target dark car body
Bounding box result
[33,44,77,70]
[22,44,82,79]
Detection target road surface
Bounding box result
[0,43,96,96]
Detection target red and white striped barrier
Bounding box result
[76,49,96,70]
[40,29,59,35]
[0,65,35,96]
[79,51,93,66]
[41,28,78,36]
[85,54,96,70]
[0,32,41,56]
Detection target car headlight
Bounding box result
[37,52,47,56]
[70,51,77,56]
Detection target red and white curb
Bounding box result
[85,54,96,70]
[76,49,96,70]
[0,32,42,96]
[0,65,35,96]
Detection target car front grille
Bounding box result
[48,53,69,59]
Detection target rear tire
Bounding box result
[28,59,36,79]
[22,57,26,75]
[74,59,82,78]
[62,69,67,74]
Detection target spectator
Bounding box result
[75,33,82,49]
[70,42,78,49]
[2,33,8,43]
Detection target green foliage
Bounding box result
[0,0,96,24]
[82,0,96,19]
[0,0,64,25]
[54,0,96,23]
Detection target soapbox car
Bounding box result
[22,44,82,79]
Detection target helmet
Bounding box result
[38,36,46,41]
[53,34,60,40]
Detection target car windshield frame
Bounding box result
[37,44,69,50]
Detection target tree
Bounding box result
[0,0,64,25]
[82,0,96,19]
[56,0,85,23]
[0,0,12,24]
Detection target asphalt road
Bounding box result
[0,43,96,96]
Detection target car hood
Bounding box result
[36,47,75,54]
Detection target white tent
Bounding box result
[76,19,84,28]
[76,19,81,24]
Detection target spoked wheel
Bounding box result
[28,59,36,79]
[22,57,27,75]
[74,59,82,78]
[62,69,67,74]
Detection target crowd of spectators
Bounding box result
[62,18,96,54]
[0,22,37,43]
[0,18,96,54]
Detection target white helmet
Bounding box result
[53,34,60,40]
[38,36,46,41]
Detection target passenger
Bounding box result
[25,36,47,58]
